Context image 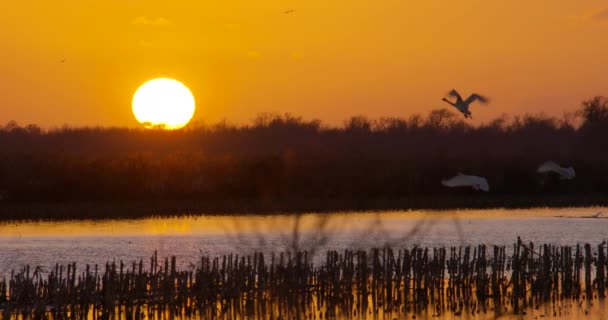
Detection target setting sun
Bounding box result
[132,78,195,130]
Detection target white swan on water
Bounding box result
[441,173,490,192]
[441,89,489,119]
[537,161,575,180]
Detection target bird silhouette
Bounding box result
[537,161,575,180]
[284,9,295,14]
[441,173,490,192]
[441,89,488,119]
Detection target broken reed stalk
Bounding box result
[0,240,607,320]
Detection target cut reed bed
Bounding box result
[1,238,607,319]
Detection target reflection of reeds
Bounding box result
[1,240,607,319]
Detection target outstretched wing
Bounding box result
[537,161,575,179]
[563,167,575,179]
[446,89,463,104]
[464,94,489,105]
[441,174,474,187]
[441,174,489,191]
[537,161,560,173]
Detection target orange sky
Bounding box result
[1,0,608,127]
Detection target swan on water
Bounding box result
[441,173,490,192]
[536,161,575,180]
[441,89,488,119]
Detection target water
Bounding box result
[1,207,607,276]
[2,207,608,319]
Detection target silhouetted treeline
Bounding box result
[1,97,607,210]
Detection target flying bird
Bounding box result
[441,173,490,192]
[536,161,575,180]
[284,9,295,14]
[441,89,489,119]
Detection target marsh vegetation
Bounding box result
[2,239,608,320]
[0,97,607,219]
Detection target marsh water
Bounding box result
[2,207,608,319]
[1,207,607,276]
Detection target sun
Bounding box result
[132,78,195,130]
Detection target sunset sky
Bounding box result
[1,0,608,128]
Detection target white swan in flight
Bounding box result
[537,161,575,180]
[441,173,490,192]
[441,89,489,119]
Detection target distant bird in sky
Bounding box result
[441,89,489,119]
[441,173,490,192]
[537,161,576,180]
[284,9,295,14]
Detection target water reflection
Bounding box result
[2,243,608,320]
[1,207,607,276]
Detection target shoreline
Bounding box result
[0,193,607,221]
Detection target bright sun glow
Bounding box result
[132,78,195,130]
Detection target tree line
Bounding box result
[0,97,607,207]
